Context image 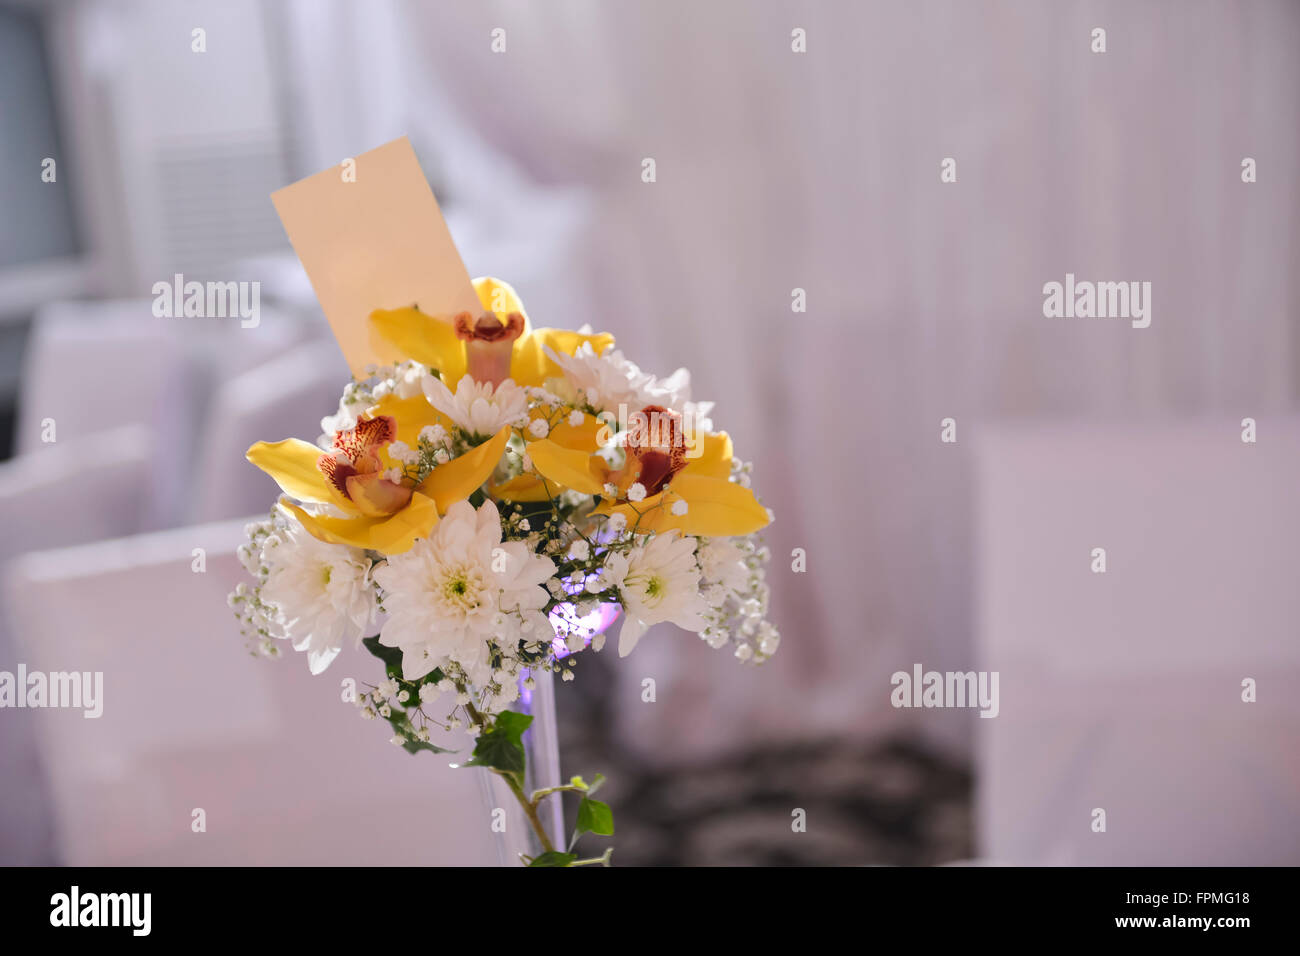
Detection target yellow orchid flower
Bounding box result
[369,276,614,388]
[246,408,509,555]
[523,405,770,537]
[488,408,607,502]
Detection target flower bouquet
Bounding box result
[228,140,778,866]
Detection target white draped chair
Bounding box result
[3,518,501,865]
[16,298,313,529]
[188,338,347,524]
[0,425,154,862]
[974,419,1300,864]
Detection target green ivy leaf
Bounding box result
[493,710,534,739]
[528,851,576,867]
[576,797,614,837]
[464,710,534,783]
[398,737,454,756]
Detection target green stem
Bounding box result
[458,686,558,858]
[570,848,614,867]
[499,770,556,855]
[530,783,586,802]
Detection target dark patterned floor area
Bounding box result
[555,672,974,866]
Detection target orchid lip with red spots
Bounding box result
[619,404,687,496]
[317,415,413,516]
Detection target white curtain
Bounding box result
[281,0,1300,760]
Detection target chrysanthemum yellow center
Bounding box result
[438,566,485,612]
[627,570,664,605]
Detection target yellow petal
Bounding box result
[473,276,532,335]
[248,439,359,515]
[417,427,509,512]
[279,491,441,554]
[489,474,554,502]
[591,474,770,537]
[510,328,616,387]
[682,431,734,479]
[591,492,671,533]
[368,393,455,451]
[525,438,609,496]
[661,474,770,536]
[369,306,466,381]
[548,411,607,452]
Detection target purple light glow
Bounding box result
[548,600,621,659]
[541,565,621,659]
[515,599,620,708]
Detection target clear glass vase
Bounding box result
[474,598,620,865]
[476,666,565,865]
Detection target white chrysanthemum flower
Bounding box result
[373,500,556,684]
[544,342,655,414]
[423,374,528,438]
[636,366,693,411]
[604,531,709,657]
[545,342,700,429]
[259,518,378,675]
